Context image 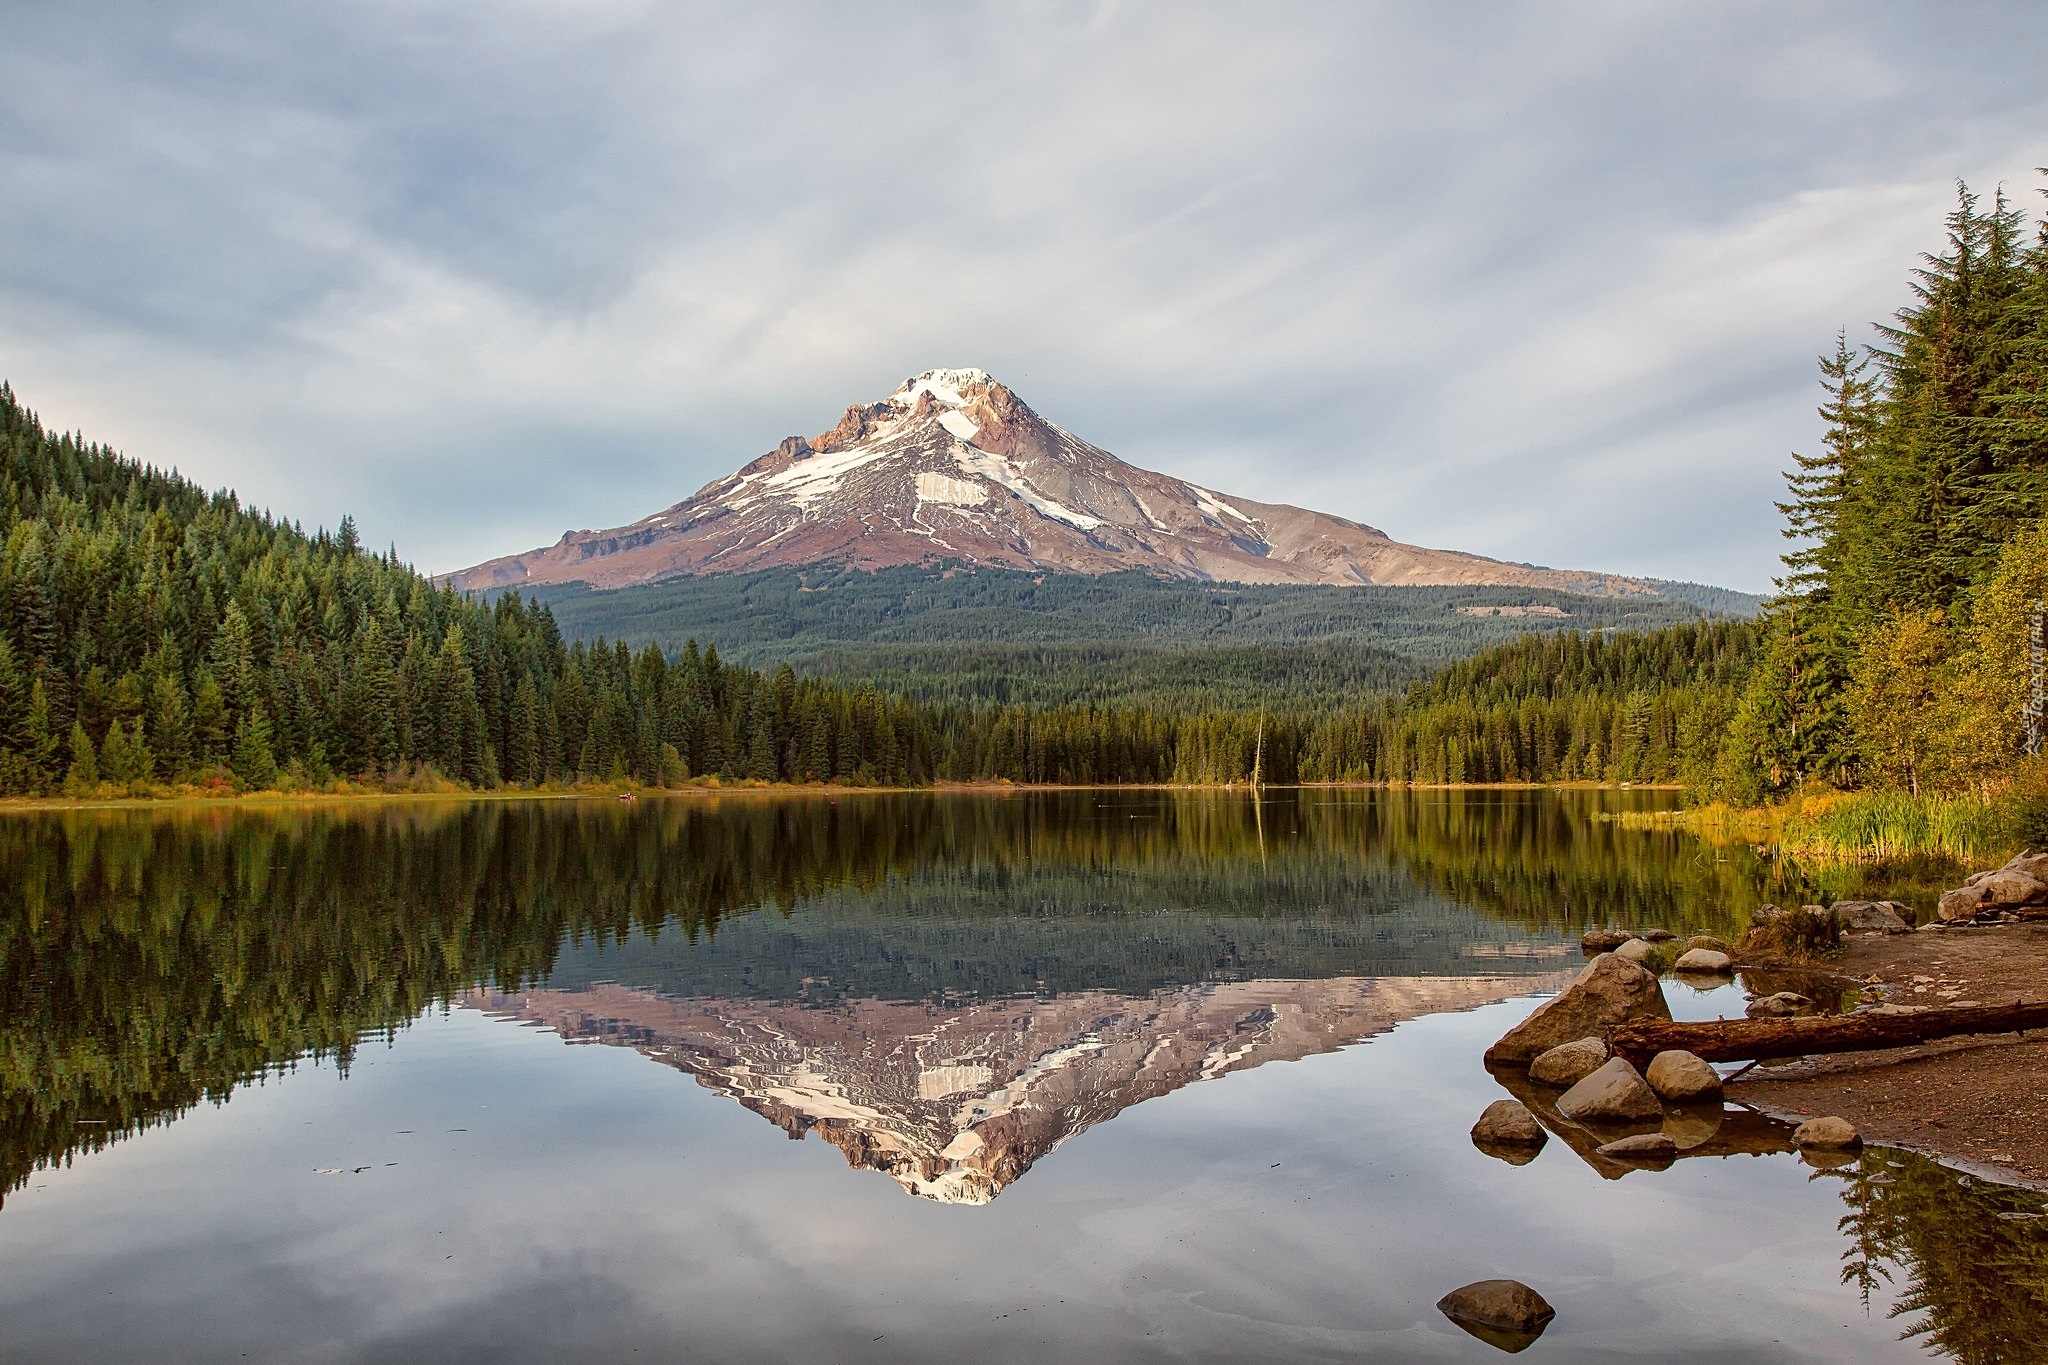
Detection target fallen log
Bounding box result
[1608,999,2048,1069]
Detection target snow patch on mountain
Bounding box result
[447,365,1675,598]
[954,446,1105,531]
[915,471,989,506]
[892,368,990,408]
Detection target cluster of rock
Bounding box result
[1937,850,2048,924]
[1474,951,1862,1172]
[1753,900,1915,935]
[1451,947,1863,1350]
[1576,926,1736,975]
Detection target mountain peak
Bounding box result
[889,367,1000,409]
[447,373,1665,598]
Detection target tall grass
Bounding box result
[1781,791,2009,863]
[1613,788,2022,866]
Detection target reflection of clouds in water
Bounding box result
[0,1003,1996,1363]
[0,793,2016,1360]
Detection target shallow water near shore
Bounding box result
[1,789,2039,1362]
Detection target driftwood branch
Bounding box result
[1608,1000,2048,1069]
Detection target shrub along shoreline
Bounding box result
[1614,771,2048,866]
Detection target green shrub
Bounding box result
[1736,904,1844,960]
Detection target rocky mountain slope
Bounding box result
[449,368,1663,595]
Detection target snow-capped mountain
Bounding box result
[468,970,1569,1204]
[449,368,1659,594]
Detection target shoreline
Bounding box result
[0,779,1682,814]
[1726,921,2048,1189]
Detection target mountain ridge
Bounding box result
[448,368,1683,597]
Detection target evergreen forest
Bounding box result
[0,380,1754,795]
[0,179,2041,804]
[1718,181,2048,805]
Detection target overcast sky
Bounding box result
[4,2,2045,592]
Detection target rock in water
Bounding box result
[1596,1132,1677,1163]
[1614,938,1659,965]
[1484,955,1672,1065]
[1581,928,1635,951]
[1686,935,1730,954]
[1645,1050,1722,1103]
[1471,1100,1548,1150]
[1437,1279,1556,1353]
[1662,1105,1724,1151]
[1528,1037,1609,1087]
[1641,927,1678,942]
[1792,1116,1862,1150]
[1746,991,1812,1018]
[1672,948,1733,973]
[1827,901,1915,934]
[1556,1057,1665,1123]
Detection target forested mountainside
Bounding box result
[0,384,969,792]
[1719,182,2048,803]
[23,181,2034,801]
[0,381,1752,793]
[520,565,1753,709]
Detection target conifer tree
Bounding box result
[65,719,98,794]
[231,709,278,790]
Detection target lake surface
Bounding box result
[1,789,2042,1362]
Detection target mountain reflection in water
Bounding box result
[474,974,1565,1203]
[1,787,1690,1210]
[3,789,2035,1363]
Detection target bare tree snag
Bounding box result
[1607,1000,2048,1070]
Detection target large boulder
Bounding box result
[1528,1037,1609,1087]
[1645,1050,1722,1104]
[1614,938,1659,965]
[1471,1099,1548,1150]
[1437,1279,1555,1352]
[1939,885,1989,921]
[1485,954,1672,1065]
[1673,947,1733,974]
[1556,1057,1665,1123]
[1942,853,2048,920]
[1827,901,1914,934]
[2002,850,2048,882]
[1980,870,2048,907]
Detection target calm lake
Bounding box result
[1,790,2042,1362]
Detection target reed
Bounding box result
[1782,792,2006,862]
[1613,789,2020,865]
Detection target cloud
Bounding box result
[2,1,2046,590]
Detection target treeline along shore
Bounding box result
[1,179,2042,825]
[0,380,1752,798]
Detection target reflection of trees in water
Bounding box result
[1365,793,1961,933]
[0,791,1955,1208]
[1830,1148,2048,1363]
